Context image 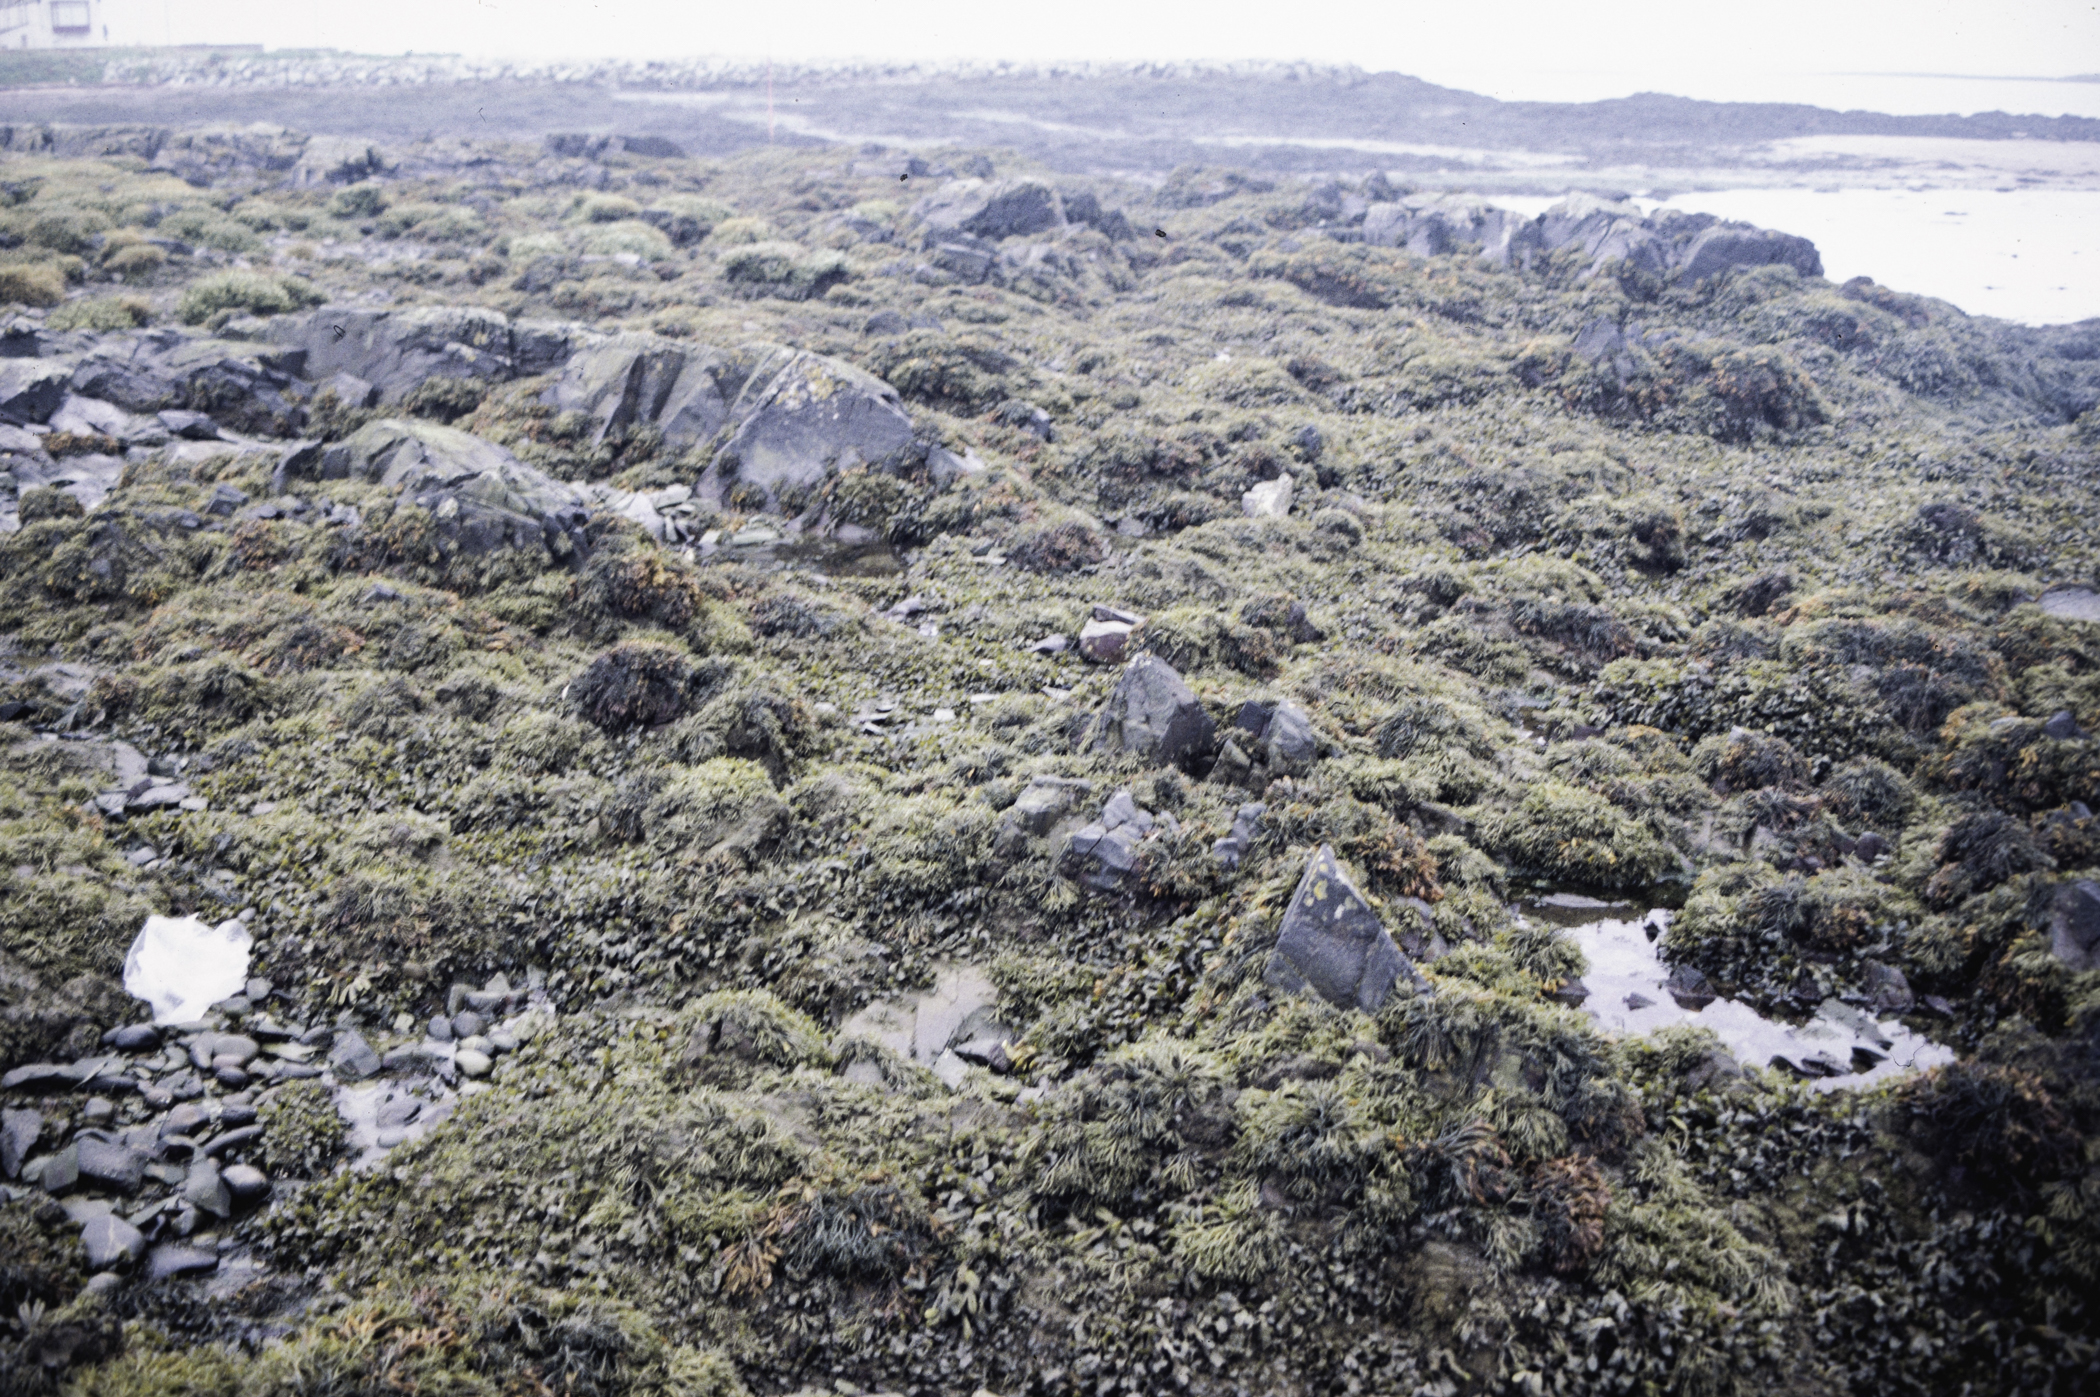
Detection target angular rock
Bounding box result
[1211,801,1267,870]
[1547,978,1589,1007]
[540,333,763,451]
[1056,822,1141,895]
[328,1028,381,1081]
[1206,739,1255,790]
[310,418,593,561]
[913,178,1066,242]
[1265,845,1427,1012]
[699,349,919,512]
[1261,702,1317,773]
[1100,788,1155,835]
[1089,656,1217,768]
[262,305,517,403]
[0,359,71,422]
[1,1107,40,1178]
[2050,879,2100,972]
[1078,618,1137,664]
[2044,710,2086,741]
[1005,775,1090,837]
[1664,964,1717,1011]
[1863,959,1916,1014]
[81,1213,147,1268]
[1242,474,1293,518]
[181,1156,231,1218]
[33,1143,79,1193]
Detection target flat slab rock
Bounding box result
[1265,844,1428,1013]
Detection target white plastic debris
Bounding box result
[1562,909,1955,1091]
[122,915,253,1024]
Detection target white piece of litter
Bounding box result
[122,915,253,1024]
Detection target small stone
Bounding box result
[450,1010,487,1039]
[80,1213,147,1268]
[222,1164,270,1205]
[75,1135,145,1194]
[147,1244,219,1281]
[111,1023,160,1053]
[1027,634,1069,655]
[182,1157,231,1218]
[1056,823,1140,895]
[214,1066,250,1090]
[2049,879,2100,972]
[1,1107,40,1179]
[1863,959,1915,1014]
[34,1144,79,1193]
[1099,788,1155,835]
[1547,979,1589,1007]
[1077,618,1136,663]
[1853,832,1890,863]
[428,1015,454,1042]
[1242,473,1294,518]
[488,1030,518,1053]
[1088,655,1218,769]
[328,1029,381,1081]
[1004,776,1089,837]
[1624,993,1655,1010]
[1210,801,1266,870]
[931,1050,970,1090]
[1664,965,1717,1011]
[1261,702,1317,773]
[455,1048,493,1078]
[82,1097,115,1126]
[2044,710,2085,741]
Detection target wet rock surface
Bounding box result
[1266,844,1427,1012]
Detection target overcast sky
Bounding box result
[177,0,2100,107]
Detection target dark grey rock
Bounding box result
[1625,992,1656,1010]
[1853,832,1890,863]
[1,1107,40,1178]
[161,410,221,441]
[261,305,518,404]
[75,1134,145,1193]
[1056,823,1141,895]
[33,1143,78,1193]
[203,1124,264,1158]
[913,177,1066,242]
[697,349,919,513]
[1547,978,1589,1007]
[1211,801,1267,870]
[1089,656,1217,768]
[450,1010,487,1039]
[428,1015,454,1042]
[147,1244,219,1281]
[1206,739,1255,790]
[1664,964,1717,1011]
[311,418,593,561]
[0,1062,73,1091]
[80,1213,147,1268]
[1863,959,1915,1014]
[221,1163,270,1205]
[2051,879,2100,972]
[1676,224,1822,283]
[539,333,755,452]
[182,1156,230,1218]
[2044,710,2086,741]
[111,1023,160,1053]
[863,309,910,335]
[328,1028,381,1081]
[1100,788,1154,835]
[0,358,70,421]
[1265,844,1427,1012]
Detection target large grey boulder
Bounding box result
[698,349,918,511]
[1265,844,1427,1012]
[1363,195,1528,264]
[0,359,71,422]
[1088,656,1217,768]
[913,178,1066,243]
[2052,879,2100,972]
[1677,224,1822,283]
[540,334,754,451]
[298,419,592,560]
[74,1133,144,1193]
[70,331,310,435]
[262,306,518,404]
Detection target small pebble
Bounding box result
[428,1015,453,1042]
[451,1010,487,1038]
[82,1097,115,1126]
[458,1034,493,1055]
[454,1049,492,1078]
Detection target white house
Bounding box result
[0,0,226,50]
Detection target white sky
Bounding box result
[174,0,2100,108]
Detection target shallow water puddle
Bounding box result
[1539,903,1956,1091]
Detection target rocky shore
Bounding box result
[0,123,2095,1395]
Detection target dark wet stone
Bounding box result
[111,1023,160,1053]
[328,1028,381,1081]
[1057,823,1140,895]
[182,1157,230,1218]
[1265,844,1427,1013]
[203,1125,264,1158]
[1853,832,1890,863]
[2,1107,40,1178]
[2044,710,2086,741]
[2050,879,2100,972]
[80,1213,146,1268]
[1664,964,1717,1011]
[1261,701,1317,773]
[1,1062,74,1091]
[1625,992,1655,1010]
[1863,959,1915,1013]
[1547,979,1589,1007]
[1089,655,1217,768]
